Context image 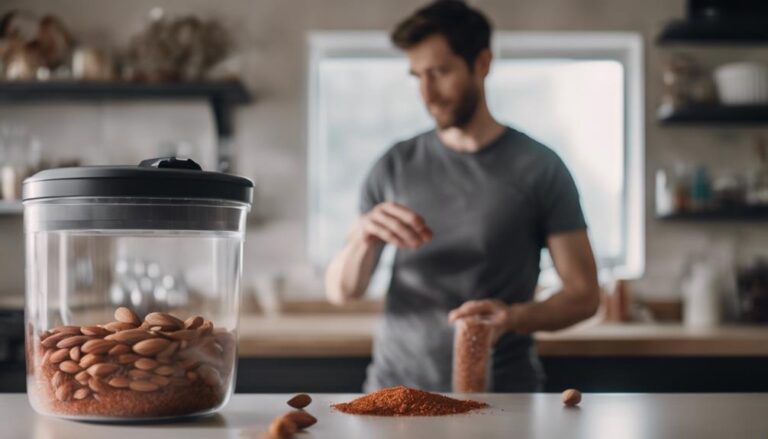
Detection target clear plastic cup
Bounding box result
[452,315,494,393]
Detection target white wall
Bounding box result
[3,0,768,302]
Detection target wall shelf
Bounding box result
[658,104,768,125]
[0,80,253,172]
[657,205,768,222]
[657,19,768,46]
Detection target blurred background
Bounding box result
[2,0,768,394]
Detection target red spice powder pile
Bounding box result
[331,386,488,416]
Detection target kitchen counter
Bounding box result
[4,392,768,438]
[238,314,768,357]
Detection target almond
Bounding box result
[118,353,141,364]
[51,326,82,335]
[103,321,137,332]
[197,364,221,387]
[129,380,159,392]
[287,393,312,409]
[156,341,179,359]
[144,312,184,330]
[80,326,110,337]
[73,387,91,400]
[49,348,71,364]
[108,377,130,388]
[154,365,176,376]
[150,375,170,387]
[164,329,198,341]
[106,328,155,344]
[79,353,104,369]
[184,315,204,330]
[41,332,70,348]
[51,371,63,388]
[282,411,317,429]
[197,320,214,336]
[134,358,158,371]
[88,377,108,393]
[59,360,82,374]
[75,370,91,385]
[104,328,155,345]
[56,335,93,349]
[133,338,171,356]
[128,369,153,380]
[268,416,298,439]
[562,388,582,406]
[87,363,119,377]
[41,349,52,365]
[114,307,141,326]
[69,346,81,362]
[55,382,74,401]
[81,339,118,354]
[108,343,131,356]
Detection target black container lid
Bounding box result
[22,157,253,204]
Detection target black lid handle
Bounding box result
[138,157,202,171]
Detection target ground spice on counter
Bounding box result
[331,386,488,416]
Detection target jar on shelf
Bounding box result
[23,157,253,421]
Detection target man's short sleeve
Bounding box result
[538,153,587,236]
[359,151,394,215]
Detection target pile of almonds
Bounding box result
[33,307,235,415]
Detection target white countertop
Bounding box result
[4,392,768,439]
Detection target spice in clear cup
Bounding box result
[452,315,494,393]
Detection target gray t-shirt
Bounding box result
[360,126,587,392]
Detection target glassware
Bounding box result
[452,315,494,393]
[23,157,253,421]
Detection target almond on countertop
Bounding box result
[286,393,312,409]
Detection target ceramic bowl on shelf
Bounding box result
[714,62,768,105]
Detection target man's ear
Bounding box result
[474,48,493,77]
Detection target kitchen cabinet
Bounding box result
[2,392,767,438]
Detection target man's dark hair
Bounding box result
[391,0,492,70]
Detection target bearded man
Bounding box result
[325,0,600,392]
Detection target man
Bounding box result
[325,0,600,392]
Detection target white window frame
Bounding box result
[307,31,645,284]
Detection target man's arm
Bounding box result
[448,229,600,337]
[325,202,433,305]
[324,224,383,305]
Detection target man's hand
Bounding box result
[448,299,518,344]
[354,201,433,249]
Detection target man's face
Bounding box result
[406,34,482,130]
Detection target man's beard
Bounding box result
[430,84,480,130]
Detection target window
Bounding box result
[308,32,644,294]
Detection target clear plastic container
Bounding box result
[452,315,494,393]
[23,157,252,421]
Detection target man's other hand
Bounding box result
[354,202,433,249]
